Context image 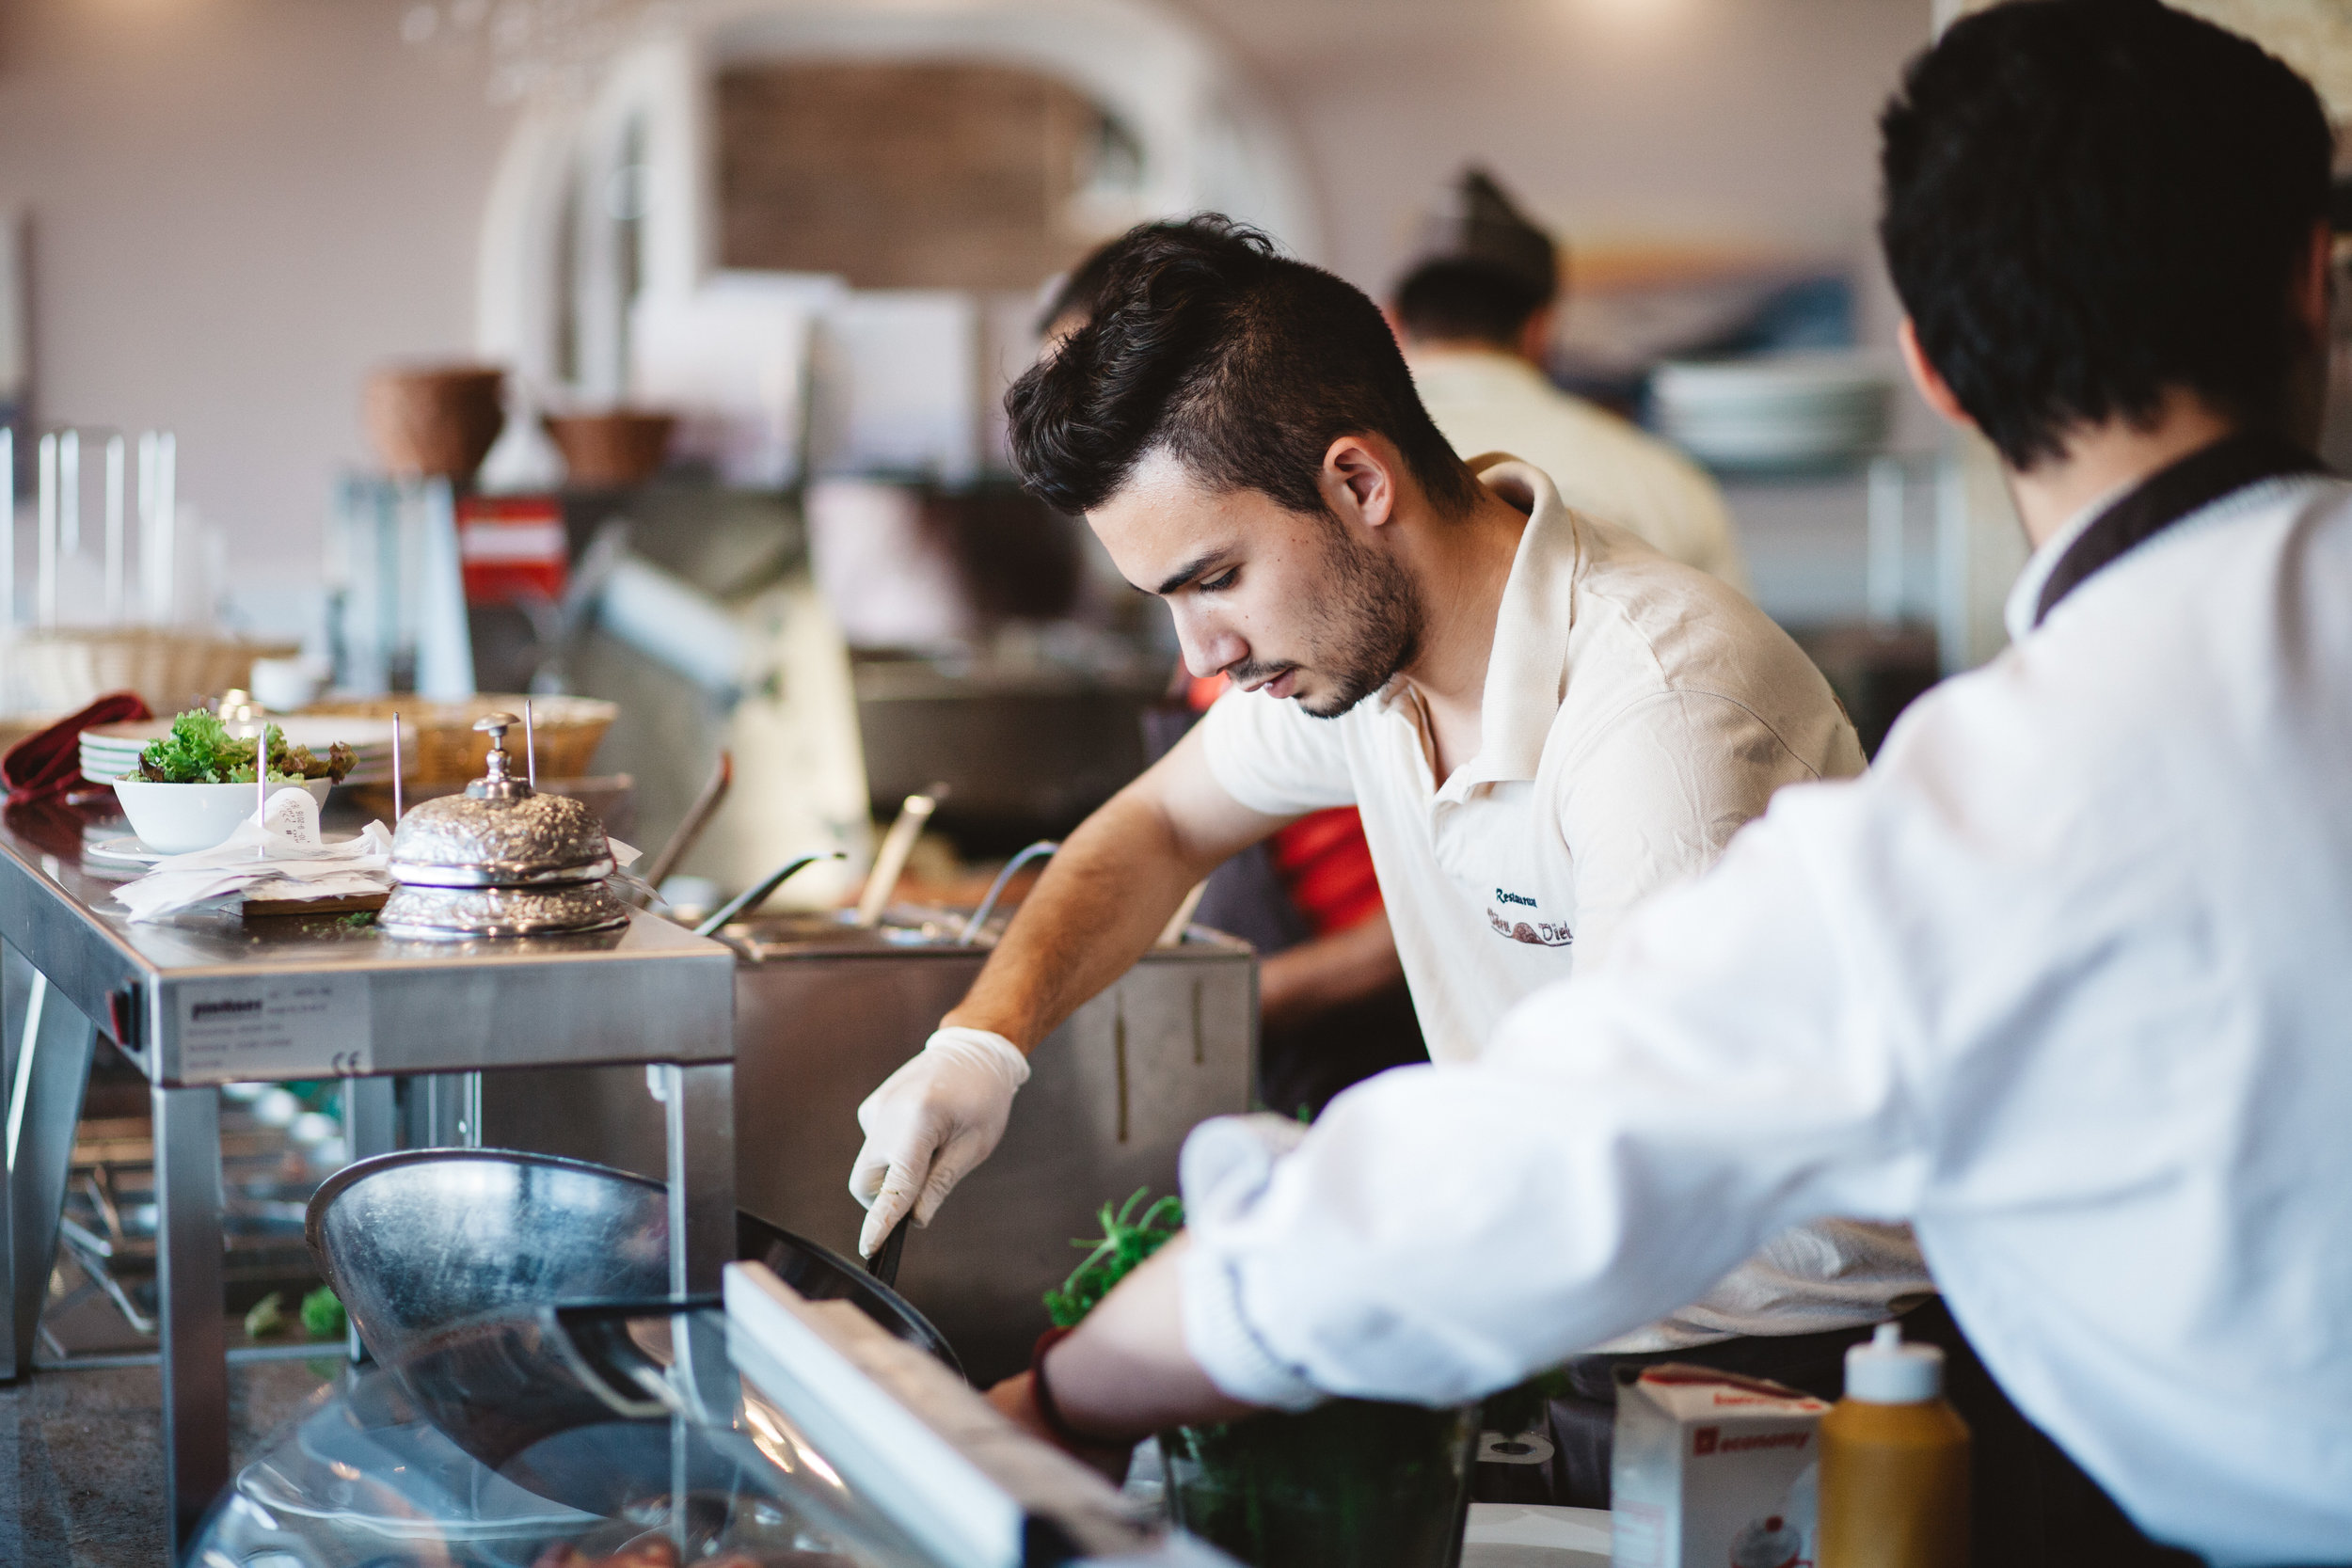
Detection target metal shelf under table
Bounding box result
[0,813,737,1555]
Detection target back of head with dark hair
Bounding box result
[1037,220,1202,337]
[1391,258,1553,348]
[1880,0,2332,469]
[1007,216,1481,520]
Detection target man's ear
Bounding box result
[1322,436,1398,531]
[1899,316,1976,433]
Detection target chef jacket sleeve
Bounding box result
[1177,783,1933,1408]
[1196,684,1359,818]
[1558,689,1838,971]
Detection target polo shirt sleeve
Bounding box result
[1196,686,1359,818]
[1559,690,1834,968]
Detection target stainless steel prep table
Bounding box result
[0,815,738,1553]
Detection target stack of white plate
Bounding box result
[82,717,400,786]
[1650,352,1895,471]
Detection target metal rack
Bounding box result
[0,818,737,1552]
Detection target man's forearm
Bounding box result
[1044,1238,1263,1438]
[1258,910,1405,1034]
[944,792,1206,1048]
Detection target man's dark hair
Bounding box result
[1880,0,2331,469]
[1008,216,1480,518]
[1391,258,1552,348]
[1037,221,1200,336]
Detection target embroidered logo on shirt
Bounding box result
[1487,905,1572,947]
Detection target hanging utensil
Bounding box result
[959,839,1059,945]
[1157,879,1208,946]
[640,750,732,893]
[855,788,940,927]
[691,851,844,938]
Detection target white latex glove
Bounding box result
[850,1025,1032,1258]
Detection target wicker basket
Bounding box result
[11,630,300,717]
[304,693,617,784]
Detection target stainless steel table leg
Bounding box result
[659,1061,734,1295]
[341,1077,398,1362]
[154,1081,226,1554]
[404,1070,483,1148]
[342,1076,398,1163]
[1,940,97,1383]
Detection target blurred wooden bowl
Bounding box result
[364,364,506,483]
[544,410,677,490]
[305,693,616,785]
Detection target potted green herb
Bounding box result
[1044,1190,1478,1568]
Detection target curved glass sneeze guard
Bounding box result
[190,1304,940,1568]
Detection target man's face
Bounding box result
[1088,449,1422,719]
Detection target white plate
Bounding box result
[83,741,392,761]
[86,831,364,866]
[85,716,398,749]
[84,836,167,866]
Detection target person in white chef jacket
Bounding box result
[981,7,2352,1566]
[1390,169,1749,591]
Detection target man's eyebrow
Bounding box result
[1153,551,1228,596]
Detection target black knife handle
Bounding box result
[866,1214,910,1289]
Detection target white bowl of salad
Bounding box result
[111,711,354,854]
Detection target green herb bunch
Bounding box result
[130,710,356,785]
[240,1283,348,1342]
[1043,1186,1183,1328]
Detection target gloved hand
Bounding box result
[850,1025,1032,1257]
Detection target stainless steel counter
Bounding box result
[0,804,738,1553]
[487,908,1258,1384]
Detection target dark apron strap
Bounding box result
[2033,432,2327,629]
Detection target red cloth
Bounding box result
[1266,806,1385,935]
[3,690,151,805]
[1186,673,1384,937]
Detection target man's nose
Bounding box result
[1172,605,1246,679]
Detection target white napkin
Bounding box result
[114,790,395,922]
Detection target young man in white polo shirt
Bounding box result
[846,216,1931,1499]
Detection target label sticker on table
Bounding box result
[174,974,373,1083]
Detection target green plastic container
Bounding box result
[1160,1398,1478,1568]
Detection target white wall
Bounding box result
[0,0,1929,587]
[0,0,516,583]
[1177,0,1933,292]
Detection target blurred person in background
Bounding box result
[1041,244,1428,1121]
[1391,169,1749,590]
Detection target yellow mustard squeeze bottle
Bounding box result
[1820,1322,1970,1568]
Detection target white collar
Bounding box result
[1377,454,1582,790]
[2002,475,2138,645]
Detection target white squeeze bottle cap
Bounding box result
[1844,1321,1945,1403]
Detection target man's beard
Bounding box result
[1230,525,1423,720]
